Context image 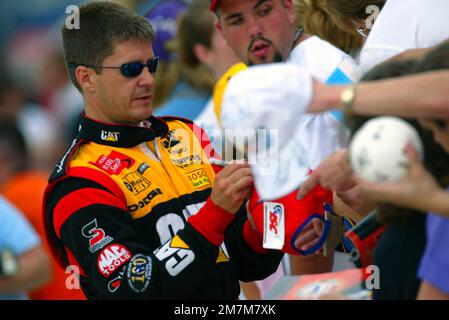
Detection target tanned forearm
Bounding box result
[310,70,449,119]
[353,71,449,118]
[425,189,449,217]
[0,246,51,294]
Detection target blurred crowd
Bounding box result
[1,0,449,300]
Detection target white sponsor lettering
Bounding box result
[97,245,132,277]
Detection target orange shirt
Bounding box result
[1,171,85,300]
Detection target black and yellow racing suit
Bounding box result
[43,114,282,299]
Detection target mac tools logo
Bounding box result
[97,244,132,278]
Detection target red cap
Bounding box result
[210,0,219,11]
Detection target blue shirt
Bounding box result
[418,205,449,295]
[154,81,210,121]
[0,195,40,300]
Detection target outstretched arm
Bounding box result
[0,245,52,294]
[309,70,449,119]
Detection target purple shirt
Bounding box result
[418,204,449,294]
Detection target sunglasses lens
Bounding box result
[120,58,159,77]
[121,62,144,77]
[148,57,159,74]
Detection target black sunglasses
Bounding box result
[69,57,159,78]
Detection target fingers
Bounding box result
[312,218,324,235]
[352,174,396,203]
[214,164,252,194]
[301,238,321,251]
[404,143,421,166]
[295,228,320,248]
[294,219,324,250]
[297,172,319,200]
[352,175,384,192]
[224,167,253,196]
[211,162,253,214]
[227,167,253,186]
[228,176,253,196]
[217,160,250,178]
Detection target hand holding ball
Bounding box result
[349,117,424,183]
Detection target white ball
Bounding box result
[349,117,424,183]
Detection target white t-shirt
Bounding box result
[222,36,361,199]
[360,0,449,73]
[288,36,361,170]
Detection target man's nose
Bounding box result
[138,66,155,87]
[247,15,263,39]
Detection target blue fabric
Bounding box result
[154,81,210,121]
[325,67,353,124]
[0,195,40,300]
[418,198,449,295]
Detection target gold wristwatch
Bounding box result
[340,85,357,118]
[0,248,19,277]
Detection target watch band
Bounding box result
[340,85,357,118]
[0,249,19,277]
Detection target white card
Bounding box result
[263,202,285,250]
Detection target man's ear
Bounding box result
[193,44,210,66]
[215,18,233,49]
[76,66,96,93]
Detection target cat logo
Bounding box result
[162,130,181,149]
[123,171,151,195]
[101,130,120,142]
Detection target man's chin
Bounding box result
[131,104,153,120]
[248,55,270,66]
[247,51,283,66]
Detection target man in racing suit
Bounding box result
[43,1,282,299]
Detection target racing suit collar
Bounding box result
[77,113,169,148]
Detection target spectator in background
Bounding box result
[182,0,241,159]
[177,0,240,83]
[346,44,449,300]
[294,0,367,54]
[144,0,188,108]
[294,0,449,209]
[296,0,449,73]
[331,0,449,73]
[339,53,449,299]
[146,0,213,120]
[0,195,51,299]
[0,122,85,300]
[416,118,449,300]
[297,42,449,208]
[0,73,59,172]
